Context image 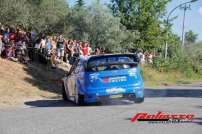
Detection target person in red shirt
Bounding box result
[81,42,88,56]
[9,28,15,41]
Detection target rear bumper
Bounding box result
[96,93,136,102]
[83,86,144,103]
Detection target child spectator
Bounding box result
[45,37,52,55]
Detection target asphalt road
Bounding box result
[0,85,202,134]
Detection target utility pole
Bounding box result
[180,4,191,47]
[164,0,198,59]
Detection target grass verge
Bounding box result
[142,65,201,87]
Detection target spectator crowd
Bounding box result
[0,24,155,69]
[0,24,104,68]
[137,50,155,66]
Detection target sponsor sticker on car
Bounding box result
[102,76,127,83]
[106,88,126,94]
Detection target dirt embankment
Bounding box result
[0,58,68,107]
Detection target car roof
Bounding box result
[89,53,135,59]
[79,53,137,63]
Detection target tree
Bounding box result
[185,30,198,45]
[69,2,129,52]
[86,2,124,51]
[76,0,85,7]
[110,0,171,49]
[0,0,31,27]
[29,0,69,33]
[0,0,69,33]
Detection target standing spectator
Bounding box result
[64,39,71,63]
[87,43,92,55]
[31,31,36,41]
[3,28,10,44]
[38,37,46,63]
[9,28,15,42]
[67,40,75,65]
[0,34,3,56]
[14,29,21,43]
[73,40,81,55]
[81,42,89,56]
[50,36,57,68]
[45,36,52,55]
[94,47,100,55]
[137,50,145,66]
[40,37,46,50]
[34,38,41,49]
[56,34,65,61]
[34,38,41,61]
[148,52,153,64]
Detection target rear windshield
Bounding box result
[86,55,138,72]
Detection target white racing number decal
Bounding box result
[106,88,126,94]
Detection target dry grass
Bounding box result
[0,58,198,107]
[0,58,67,107]
[142,65,191,87]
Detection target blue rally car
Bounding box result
[62,54,144,105]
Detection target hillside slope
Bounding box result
[0,58,67,107]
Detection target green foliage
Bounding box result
[76,0,85,7]
[110,0,171,49]
[153,44,202,78]
[185,30,198,45]
[69,2,130,52]
[0,0,31,27]
[86,3,125,51]
[0,0,69,33]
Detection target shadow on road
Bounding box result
[24,99,134,107]
[24,86,202,107]
[145,88,202,98]
[24,100,75,107]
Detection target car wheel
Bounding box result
[134,97,144,103]
[62,83,68,101]
[75,94,85,106]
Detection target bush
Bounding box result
[153,46,202,79]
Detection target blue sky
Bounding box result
[68,0,202,41]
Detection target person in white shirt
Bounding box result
[148,52,153,64]
[137,50,145,66]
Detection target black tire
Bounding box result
[77,94,85,106]
[62,84,68,101]
[134,97,144,103]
